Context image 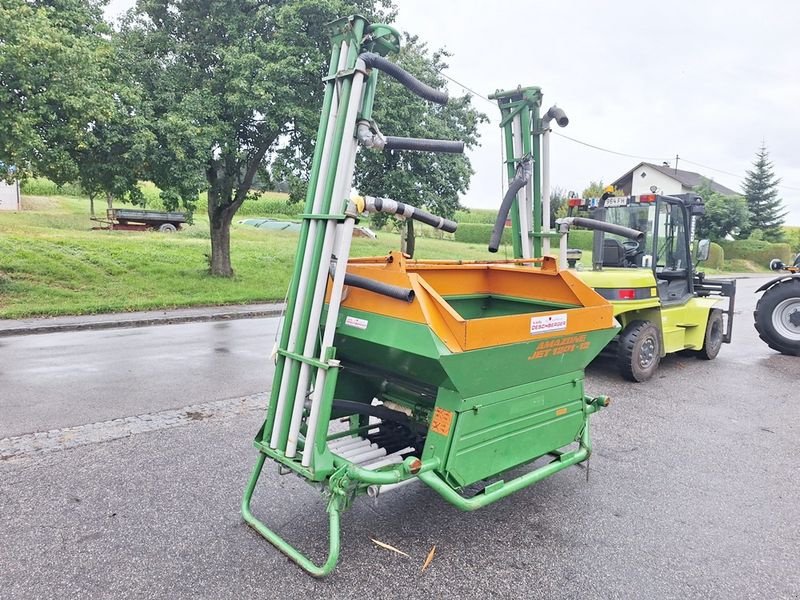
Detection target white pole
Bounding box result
[542,128,552,255]
[512,114,531,260]
[290,66,366,461]
[269,42,349,448]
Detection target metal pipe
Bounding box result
[418,422,590,512]
[286,69,366,458]
[540,106,567,258]
[366,477,419,498]
[511,113,531,260]
[270,41,349,449]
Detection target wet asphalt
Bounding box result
[0,276,798,599]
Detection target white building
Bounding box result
[611,162,738,197]
[0,179,21,211]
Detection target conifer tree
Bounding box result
[740,144,786,241]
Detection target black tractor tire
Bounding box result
[617,320,662,382]
[754,278,800,356]
[693,309,724,360]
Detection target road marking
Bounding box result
[0,393,267,461]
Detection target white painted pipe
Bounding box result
[367,477,419,498]
[511,114,532,260]
[542,128,552,255]
[351,447,388,465]
[270,41,349,449]
[284,59,365,457]
[559,230,568,270]
[300,81,365,467]
[328,436,366,451]
[361,454,406,471]
[338,440,375,459]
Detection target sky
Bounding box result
[106,0,800,225]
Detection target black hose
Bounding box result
[343,272,415,302]
[489,161,532,252]
[570,217,644,242]
[384,136,464,154]
[359,52,448,105]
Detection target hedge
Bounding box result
[705,242,724,269]
[454,223,510,245]
[718,240,793,267]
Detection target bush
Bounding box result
[454,208,497,224]
[21,177,84,197]
[718,240,793,267]
[566,230,594,251]
[706,242,724,269]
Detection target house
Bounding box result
[611,162,738,197]
[0,179,21,211]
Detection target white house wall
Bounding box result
[630,165,688,196]
[0,180,20,211]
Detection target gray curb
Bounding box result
[0,305,285,337]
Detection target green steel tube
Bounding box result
[359,70,379,121]
[263,41,341,439]
[530,104,543,257]
[501,107,523,258]
[417,420,592,512]
[241,452,343,577]
[332,456,441,486]
[275,18,367,450]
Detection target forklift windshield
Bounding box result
[603,204,656,265]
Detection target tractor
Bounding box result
[489,86,736,381]
[754,252,800,355]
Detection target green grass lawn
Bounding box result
[0,195,513,318]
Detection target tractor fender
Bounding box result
[755,273,800,294]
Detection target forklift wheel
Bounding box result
[693,309,724,360]
[617,320,661,382]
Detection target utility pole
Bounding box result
[674,154,680,174]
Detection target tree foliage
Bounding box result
[693,179,750,242]
[274,33,486,231]
[740,144,786,242]
[0,0,149,212]
[119,0,394,276]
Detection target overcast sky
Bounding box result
[106,0,800,224]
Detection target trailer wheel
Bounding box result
[159,223,177,233]
[754,278,800,356]
[693,309,724,360]
[617,320,661,382]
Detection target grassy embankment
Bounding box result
[0,191,519,318]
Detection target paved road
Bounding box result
[1,275,798,599]
[0,319,276,438]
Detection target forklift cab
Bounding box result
[585,193,706,306]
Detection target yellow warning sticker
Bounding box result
[430,408,453,437]
[555,407,568,416]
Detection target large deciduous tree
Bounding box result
[0,0,109,181]
[740,144,786,242]
[693,179,749,242]
[0,0,149,213]
[119,0,395,277]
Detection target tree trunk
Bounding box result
[89,194,95,218]
[106,193,113,210]
[208,187,237,277]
